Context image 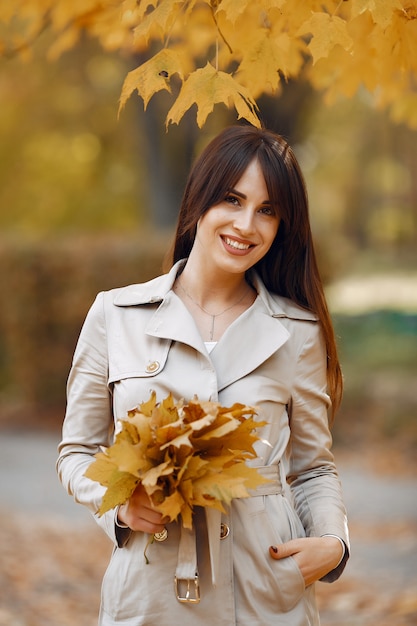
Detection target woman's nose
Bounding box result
[233,208,255,234]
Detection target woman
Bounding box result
[57,125,349,625]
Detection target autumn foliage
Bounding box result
[85,392,269,528]
[1,1,417,128]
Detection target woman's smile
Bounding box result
[221,235,253,253]
[191,157,280,275]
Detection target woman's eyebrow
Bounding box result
[227,188,246,199]
[228,188,271,204]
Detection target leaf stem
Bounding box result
[143,534,155,564]
[210,6,233,55]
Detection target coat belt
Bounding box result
[174,463,283,600]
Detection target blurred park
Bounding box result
[0,16,417,626]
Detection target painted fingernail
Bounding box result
[270,545,278,553]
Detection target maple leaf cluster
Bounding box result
[84,392,269,529]
[2,1,416,128]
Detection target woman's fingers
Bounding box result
[117,484,167,533]
[269,536,344,586]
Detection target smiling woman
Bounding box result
[174,157,279,340]
[57,124,349,626]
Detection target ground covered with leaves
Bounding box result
[1,477,416,626]
[1,379,416,626]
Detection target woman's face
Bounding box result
[192,158,280,276]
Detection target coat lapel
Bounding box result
[145,290,206,354]
[209,296,290,392]
[113,260,317,392]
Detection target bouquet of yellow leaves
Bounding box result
[85,392,269,529]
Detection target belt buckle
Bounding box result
[174,575,200,603]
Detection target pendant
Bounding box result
[209,315,215,341]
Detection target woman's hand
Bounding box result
[269,536,344,586]
[117,484,167,534]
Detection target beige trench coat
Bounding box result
[57,260,349,626]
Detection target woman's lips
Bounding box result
[221,235,254,254]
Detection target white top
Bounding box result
[204,341,217,354]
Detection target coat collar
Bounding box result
[113,260,318,392]
[113,259,318,323]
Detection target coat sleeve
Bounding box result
[286,322,350,582]
[56,292,131,547]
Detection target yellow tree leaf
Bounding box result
[133,0,184,46]
[191,466,250,506]
[371,0,404,29]
[106,438,150,475]
[118,48,184,113]
[351,0,404,29]
[194,418,243,444]
[166,62,260,128]
[200,413,264,447]
[159,427,193,450]
[141,460,173,487]
[216,402,256,418]
[372,6,417,79]
[221,460,271,492]
[134,389,158,417]
[98,470,139,515]
[84,452,118,487]
[308,11,379,102]
[155,489,186,522]
[298,12,353,64]
[236,32,283,95]
[215,0,253,24]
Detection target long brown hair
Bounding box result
[166,125,343,420]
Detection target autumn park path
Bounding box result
[1,431,416,626]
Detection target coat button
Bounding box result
[146,361,160,373]
[154,528,168,542]
[220,523,229,539]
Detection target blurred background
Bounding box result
[0,34,416,626]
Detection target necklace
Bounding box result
[177,278,251,341]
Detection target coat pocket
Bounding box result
[109,340,173,417]
[232,495,306,614]
[108,339,171,386]
[100,524,182,621]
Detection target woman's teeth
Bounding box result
[224,237,251,250]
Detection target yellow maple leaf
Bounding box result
[98,470,139,515]
[84,452,118,487]
[195,415,265,456]
[134,389,158,417]
[351,0,404,29]
[222,460,270,492]
[192,415,239,441]
[298,12,353,64]
[106,438,149,475]
[118,48,184,113]
[166,62,260,128]
[123,412,153,448]
[141,460,173,487]
[241,29,301,85]
[133,0,184,46]
[191,466,250,507]
[159,427,193,450]
[215,0,252,24]
[308,11,379,102]
[155,489,186,522]
[179,454,210,482]
[216,402,256,418]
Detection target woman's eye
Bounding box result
[225,195,239,205]
[259,206,273,215]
